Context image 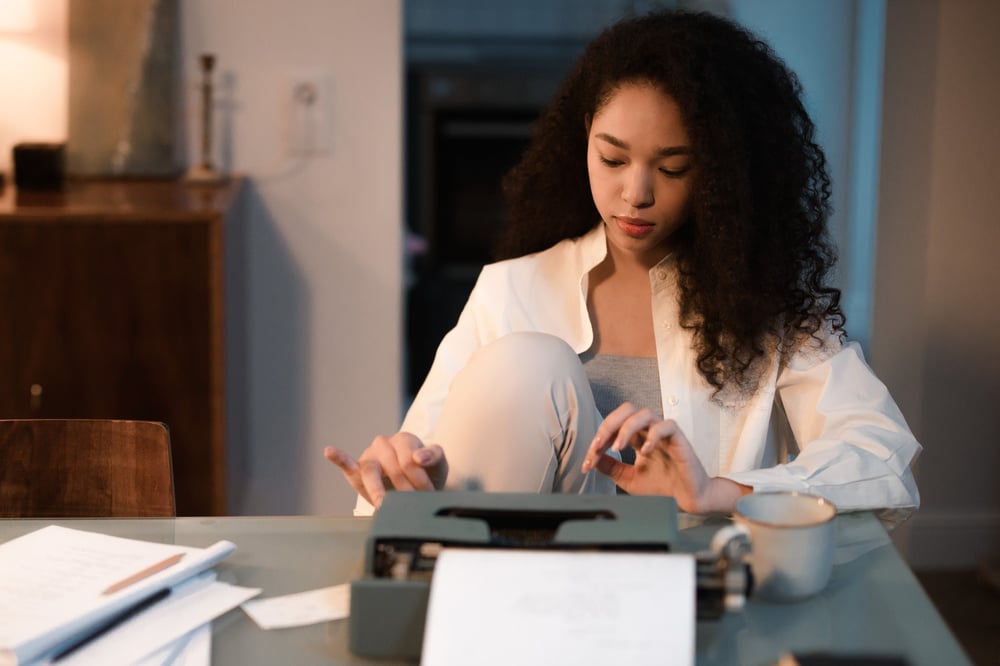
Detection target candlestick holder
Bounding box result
[186,53,224,183]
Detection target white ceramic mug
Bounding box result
[712,492,837,603]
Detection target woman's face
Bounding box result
[586,83,694,267]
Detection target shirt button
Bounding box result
[667,395,679,407]
[656,269,668,281]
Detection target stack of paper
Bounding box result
[0,525,260,666]
[420,548,696,666]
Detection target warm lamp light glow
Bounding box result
[0,0,37,33]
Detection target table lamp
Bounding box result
[0,0,39,189]
[0,0,35,32]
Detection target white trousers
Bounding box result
[429,332,617,496]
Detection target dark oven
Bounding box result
[405,61,571,393]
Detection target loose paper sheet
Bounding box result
[134,623,211,666]
[0,526,198,645]
[0,525,236,666]
[420,549,695,666]
[53,572,259,666]
[241,583,351,629]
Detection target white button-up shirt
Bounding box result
[397,224,920,520]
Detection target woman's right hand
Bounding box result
[323,432,448,509]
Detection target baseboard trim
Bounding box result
[901,510,1000,569]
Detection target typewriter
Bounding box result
[349,491,750,660]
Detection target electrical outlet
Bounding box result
[284,71,331,157]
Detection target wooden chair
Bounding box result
[0,419,175,518]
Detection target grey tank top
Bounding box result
[579,352,663,419]
[579,352,662,468]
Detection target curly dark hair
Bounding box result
[497,9,845,395]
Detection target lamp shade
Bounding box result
[0,0,36,33]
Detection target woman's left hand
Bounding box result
[581,402,750,514]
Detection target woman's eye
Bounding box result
[599,156,624,167]
[660,166,690,178]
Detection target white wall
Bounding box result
[874,0,1000,568]
[178,0,403,516]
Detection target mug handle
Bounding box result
[710,523,751,556]
[707,524,753,612]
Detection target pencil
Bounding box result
[102,552,185,595]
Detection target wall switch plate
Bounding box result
[284,70,332,157]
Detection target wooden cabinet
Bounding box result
[0,178,242,516]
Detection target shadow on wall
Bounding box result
[897,311,1000,568]
[226,180,311,515]
[909,320,1000,565]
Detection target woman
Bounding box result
[325,10,920,524]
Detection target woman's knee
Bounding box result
[445,332,591,425]
[465,332,582,382]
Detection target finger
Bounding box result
[382,433,431,491]
[582,433,617,472]
[397,446,439,491]
[583,402,639,471]
[378,451,416,492]
[324,446,371,500]
[361,434,415,492]
[613,409,658,452]
[594,453,630,485]
[639,419,683,456]
[412,445,442,467]
[323,446,358,472]
[359,459,388,508]
[393,447,436,490]
[417,444,449,489]
[403,463,435,490]
[600,402,638,443]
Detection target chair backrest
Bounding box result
[0,419,175,518]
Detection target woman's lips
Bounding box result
[615,216,655,238]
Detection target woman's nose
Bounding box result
[622,167,654,208]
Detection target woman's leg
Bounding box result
[429,332,615,495]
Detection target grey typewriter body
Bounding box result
[349,491,682,660]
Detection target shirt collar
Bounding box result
[578,223,608,274]
[576,222,676,277]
